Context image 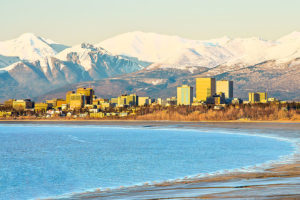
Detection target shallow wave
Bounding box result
[40,125,300,200]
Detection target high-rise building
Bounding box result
[76,88,94,105]
[216,80,233,99]
[249,92,268,103]
[127,94,138,106]
[257,92,267,103]
[46,98,66,108]
[117,94,138,107]
[117,95,127,106]
[196,78,216,102]
[249,92,260,103]
[66,91,75,105]
[69,94,85,110]
[177,85,193,105]
[12,99,34,110]
[138,97,152,106]
[157,98,162,105]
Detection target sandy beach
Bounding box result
[1,121,300,199]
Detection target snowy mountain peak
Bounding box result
[17,32,39,40]
[98,31,232,66]
[98,31,300,67]
[278,31,300,42]
[0,33,68,61]
[2,30,300,73]
[56,43,111,61]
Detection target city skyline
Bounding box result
[1,1,300,200]
[1,0,300,45]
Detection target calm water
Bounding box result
[0,124,294,200]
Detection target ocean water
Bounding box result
[0,124,294,200]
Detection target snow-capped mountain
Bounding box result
[1,31,300,101]
[98,31,234,67]
[2,31,300,70]
[98,31,300,67]
[0,33,68,61]
[0,55,20,68]
[0,43,146,100]
[55,43,144,77]
[0,43,145,81]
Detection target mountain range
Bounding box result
[0,31,300,102]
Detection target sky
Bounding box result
[0,0,300,45]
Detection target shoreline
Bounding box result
[58,122,300,200]
[1,119,300,124]
[1,121,300,199]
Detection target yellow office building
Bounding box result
[138,97,152,106]
[117,94,138,107]
[66,91,75,105]
[76,88,94,105]
[69,94,85,110]
[13,99,34,110]
[46,98,66,108]
[258,92,267,103]
[249,92,268,103]
[177,85,193,105]
[216,80,233,99]
[196,78,216,102]
[35,103,49,112]
[126,94,138,106]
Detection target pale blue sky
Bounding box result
[0,0,299,45]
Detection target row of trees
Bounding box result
[133,103,300,121]
[1,102,300,121]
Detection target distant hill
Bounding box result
[38,58,300,101]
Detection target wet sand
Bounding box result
[1,121,300,199]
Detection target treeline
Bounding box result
[132,103,300,121]
[1,103,300,121]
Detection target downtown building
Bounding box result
[249,92,268,103]
[66,88,95,110]
[177,85,193,105]
[195,78,216,102]
[216,80,233,99]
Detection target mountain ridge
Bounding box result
[0,31,300,102]
[98,31,300,67]
[0,43,146,101]
[38,57,300,102]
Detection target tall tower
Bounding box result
[66,91,75,105]
[216,80,233,99]
[257,92,267,103]
[196,78,216,102]
[76,88,95,105]
[177,85,193,105]
[70,93,86,110]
